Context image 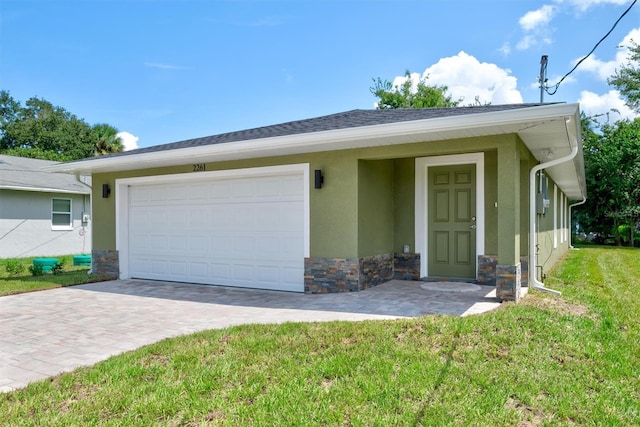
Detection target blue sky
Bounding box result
[1,0,638,150]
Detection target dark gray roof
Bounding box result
[0,155,91,193]
[69,103,554,163]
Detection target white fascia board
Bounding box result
[46,103,581,174]
[0,185,90,194]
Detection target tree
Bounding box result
[609,41,640,114]
[576,116,640,246]
[91,123,123,156]
[0,90,124,161]
[371,70,459,109]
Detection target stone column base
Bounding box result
[496,263,522,302]
[91,249,119,279]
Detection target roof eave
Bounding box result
[45,103,582,176]
[0,185,91,194]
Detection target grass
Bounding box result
[0,255,113,297]
[1,246,639,425]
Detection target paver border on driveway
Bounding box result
[0,279,501,392]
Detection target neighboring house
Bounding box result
[47,103,586,301]
[0,155,91,258]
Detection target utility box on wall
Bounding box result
[536,172,549,215]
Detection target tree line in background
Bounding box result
[372,42,640,246]
[0,90,123,161]
[576,41,640,246]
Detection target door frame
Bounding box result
[115,163,310,280]
[415,153,485,279]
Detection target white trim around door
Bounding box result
[415,153,485,279]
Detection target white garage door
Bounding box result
[126,168,306,292]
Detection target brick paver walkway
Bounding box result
[0,279,501,392]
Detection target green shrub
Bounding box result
[28,264,44,276]
[4,259,25,275]
[52,259,66,275]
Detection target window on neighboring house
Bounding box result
[52,198,72,230]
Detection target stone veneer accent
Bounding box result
[91,249,119,279]
[359,253,394,290]
[305,253,420,294]
[478,255,529,289]
[477,255,498,286]
[304,258,360,293]
[496,263,522,302]
[393,253,421,281]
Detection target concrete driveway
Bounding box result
[0,279,501,392]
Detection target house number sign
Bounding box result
[192,163,206,172]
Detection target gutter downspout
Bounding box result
[529,143,579,296]
[568,198,587,249]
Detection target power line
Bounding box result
[544,0,637,96]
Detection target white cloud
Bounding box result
[515,5,556,50]
[515,0,631,51]
[578,89,636,121]
[519,5,556,31]
[555,0,630,13]
[498,42,511,56]
[117,131,139,151]
[575,27,640,81]
[411,51,523,105]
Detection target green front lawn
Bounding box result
[0,255,113,296]
[1,247,638,425]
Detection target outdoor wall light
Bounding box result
[102,183,111,198]
[314,169,324,189]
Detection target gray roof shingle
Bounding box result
[64,104,552,163]
[0,155,91,193]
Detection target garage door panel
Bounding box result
[149,235,168,250]
[169,261,187,276]
[255,236,279,254]
[231,235,251,253]
[211,236,232,255]
[189,209,209,227]
[190,262,209,278]
[209,206,231,226]
[257,180,280,197]
[128,170,305,292]
[233,264,254,281]
[188,183,209,199]
[188,236,209,252]
[167,184,188,201]
[149,187,167,202]
[232,209,253,228]
[170,236,187,251]
[232,180,255,198]
[150,260,167,274]
[281,176,304,196]
[210,263,230,279]
[258,266,280,283]
[169,210,187,227]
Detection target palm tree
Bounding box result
[91,123,124,156]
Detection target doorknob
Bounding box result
[469,224,477,229]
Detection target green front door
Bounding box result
[428,164,476,278]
